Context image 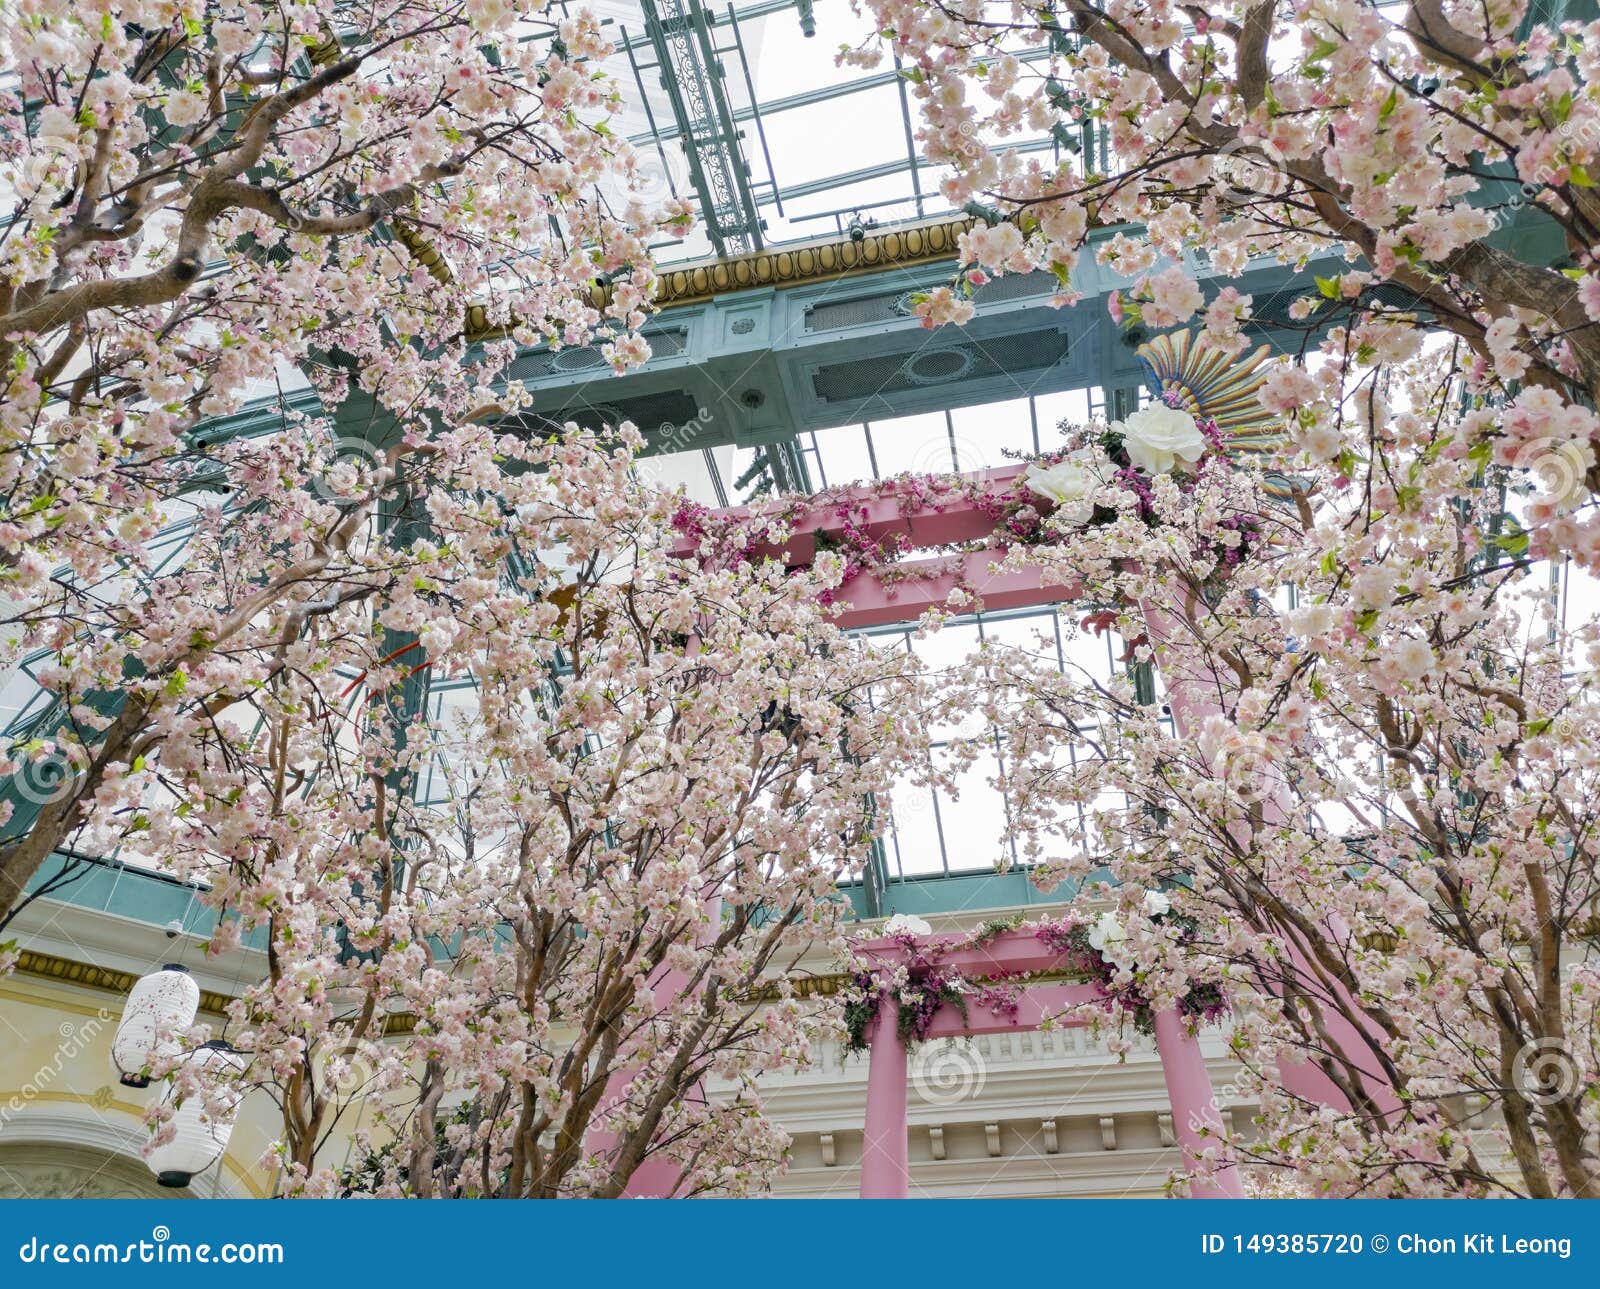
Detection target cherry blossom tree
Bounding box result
[0,1,687,919]
[116,423,932,1197]
[933,370,1595,1196]
[848,0,1600,566]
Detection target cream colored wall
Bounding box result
[0,974,275,1198]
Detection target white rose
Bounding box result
[1087,911,1130,966]
[1023,447,1110,524]
[1112,404,1206,476]
[882,913,931,937]
[1142,889,1171,918]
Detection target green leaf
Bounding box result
[1315,275,1340,299]
[1497,525,1531,556]
[1379,87,1398,120]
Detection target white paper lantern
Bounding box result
[146,1040,245,1189]
[111,964,199,1088]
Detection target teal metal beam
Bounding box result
[636,0,765,256]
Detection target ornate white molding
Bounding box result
[0,1103,249,1198]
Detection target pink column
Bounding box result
[858,999,909,1198]
[1153,1007,1245,1198]
[591,898,723,1198]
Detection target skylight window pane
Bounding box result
[774,175,922,233]
[759,85,909,191]
[866,413,952,477]
[1033,388,1097,439]
[745,13,875,99]
[978,610,1059,660]
[950,398,1035,465]
[810,424,876,488]
[888,773,946,877]
[941,749,1012,873]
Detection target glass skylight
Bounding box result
[580,1,1063,261]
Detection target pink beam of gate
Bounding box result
[835,550,1081,629]
[852,929,1242,1199]
[672,466,1028,566]
[669,466,1088,629]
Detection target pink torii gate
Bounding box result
[669,451,1401,1196]
[673,464,1251,1197]
[675,463,1051,630]
[853,928,1243,1198]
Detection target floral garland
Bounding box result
[671,396,1264,602]
[843,900,1229,1054]
[842,914,1023,1056]
[1032,899,1230,1036]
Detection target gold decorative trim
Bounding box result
[12,949,236,1017]
[649,214,977,308]
[741,963,1089,1004]
[464,214,979,342]
[392,222,453,285]
[742,972,850,1004]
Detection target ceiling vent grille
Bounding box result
[810,327,1067,404]
[802,271,1054,333]
[508,388,702,437]
[504,328,689,382]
